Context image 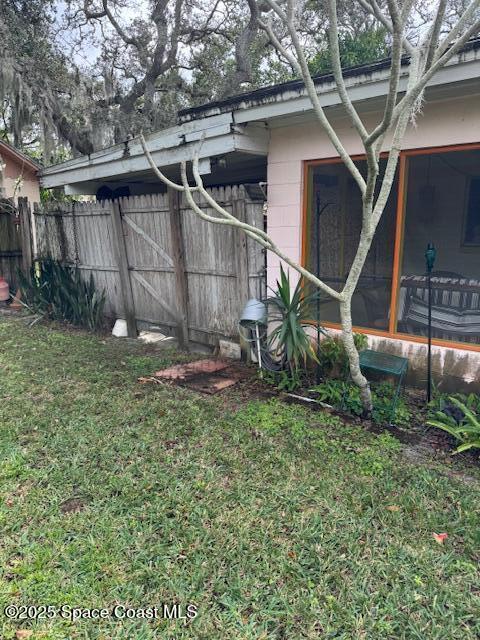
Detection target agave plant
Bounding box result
[427,396,480,454]
[266,266,325,378]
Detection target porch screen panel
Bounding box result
[398,149,480,345]
[306,160,397,330]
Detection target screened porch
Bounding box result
[303,144,480,350]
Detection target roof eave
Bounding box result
[0,141,41,173]
[40,122,269,189]
[178,37,480,123]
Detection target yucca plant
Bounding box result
[267,266,325,383]
[18,258,106,331]
[427,396,480,454]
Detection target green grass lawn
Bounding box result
[0,317,479,640]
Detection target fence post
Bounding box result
[168,187,190,349]
[233,196,251,361]
[18,197,33,274]
[32,202,40,259]
[110,199,137,337]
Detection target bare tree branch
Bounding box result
[425,0,448,69]
[392,15,480,125]
[434,0,480,61]
[258,15,301,73]
[140,133,192,192]
[357,0,415,54]
[327,0,368,143]
[140,133,343,300]
[365,0,405,146]
[83,1,143,48]
[261,0,367,194]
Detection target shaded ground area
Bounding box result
[0,317,479,640]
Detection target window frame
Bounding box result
[301,142,480,353]
[462,175,480,248]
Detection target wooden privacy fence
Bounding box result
[34,186,266,347]
[0,197,33,289]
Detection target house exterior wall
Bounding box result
[0,151,40,204]
[266,93,480,390]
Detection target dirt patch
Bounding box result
[163,439,180,450]
[60,496,88,514]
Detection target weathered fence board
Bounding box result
[0,197,34,290]
[34,186,265,346]
[0,200,22,288]
[111,200,137,337]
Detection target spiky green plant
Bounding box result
[18,258,106,331]
[427,396,480,454]
[267,266,325,379]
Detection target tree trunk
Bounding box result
[340,298,373,414]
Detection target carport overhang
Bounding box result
[40,119,269,196]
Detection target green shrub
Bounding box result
[428,391,480,418]
[18,258,106,331]
[318,333,368,379]
[312,379,411,427]
[427,396,480,454]
[262,368,308,392]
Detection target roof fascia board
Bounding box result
[41,135,238,188]
[41,112,235,177]
[179,46,480,122]
[232,57,480,125]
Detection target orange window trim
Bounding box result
[301,142,480,354]
[388,153,407,335]
[300,160,310,269]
